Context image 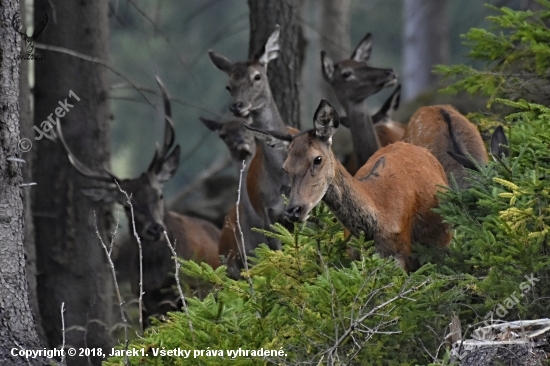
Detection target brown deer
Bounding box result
[200,116,268,279]
[321,32,401,175]
[56,79,220,323]
[247,99,452,271]
[208,25,297,253]
[402,105,505,190]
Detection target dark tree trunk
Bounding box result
[319,0,351,110]
[18,0,46,345]
[248,0,305,129]
[33,1,113,365]
[0,1,45,364]
[403,0,449,101]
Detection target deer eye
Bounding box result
[160,194,164,200]
[342,71,352,78]
[253,74,261,81]
[313,156,322,165]
[225,85,231,92]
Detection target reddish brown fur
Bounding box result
[403,105,488,189]
[218,205,240,274]
[284,133,451,271]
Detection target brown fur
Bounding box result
[403,105,488,189]
[272,101,452,272]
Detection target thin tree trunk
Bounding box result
[33,1,113,365]
[403,0,449,101]
[0,1,45,364]
[319,0,351,110]
[19,0,46,346]
[248,0,305,129]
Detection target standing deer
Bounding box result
[247,99,451,271]
[208,26,297,253]
[200,116,267,279]
[56,79,220,323]
[403,105,508,190]
[321,32,402,175]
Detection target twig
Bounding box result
[93,211,130,366]
[167,156,231,206]
[34,43,156,110]
[115,181,144,334]
[60,302,66,366]
[235,160,255,297]
[164,232,195,341]
[327,280,429,361]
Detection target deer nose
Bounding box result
[230,102,244,115]
[285,206,302,222]
[145,222,163,240]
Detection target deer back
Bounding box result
[403,105,488,189]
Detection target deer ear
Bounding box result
[157,145,180,183]
[244,124,291,150]
[80,187,121,204]
[313,99,339,142]
[208,51,233,74]
[490,126,509,159]
[321,51,334,82]
[199,117,223,133]
[447,151,479,171]
[351,32,373,62]
[258,25,280,66]
[372,84,401,124]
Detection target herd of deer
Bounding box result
[55,26,509,323]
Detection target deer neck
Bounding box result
[345,101,380,169]
[249,89,286,132]
[323,159,377,240]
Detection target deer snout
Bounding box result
[230,102,251,117]
[284,205,302,222]
[144,222,164,241]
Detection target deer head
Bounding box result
[321,33,396,108]
[56,78,180,241]
[208,25,280,117]
[246,100,341,222]
[12,12,48,54]
[199,116,255,163]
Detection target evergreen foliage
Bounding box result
[105,2,550,365]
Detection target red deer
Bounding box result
[56,79,220,324]
[321,32,402,175]
[403,105,497,190]
[247,99,452,271]
[200,116,267,279]
[208,26,295,253]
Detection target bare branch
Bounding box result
[93,211,129,366]
[163,231,195,340]
[114,181,144,335]
[60,302,66,366]
[34,43,156,110]
[235,160,255,297]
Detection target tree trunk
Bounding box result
[0,1,46,364]
[19,0,46,345]
[248,0,305,129]
[33,1,113,365]
[319,0,351,110]
[403,0,449,101]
